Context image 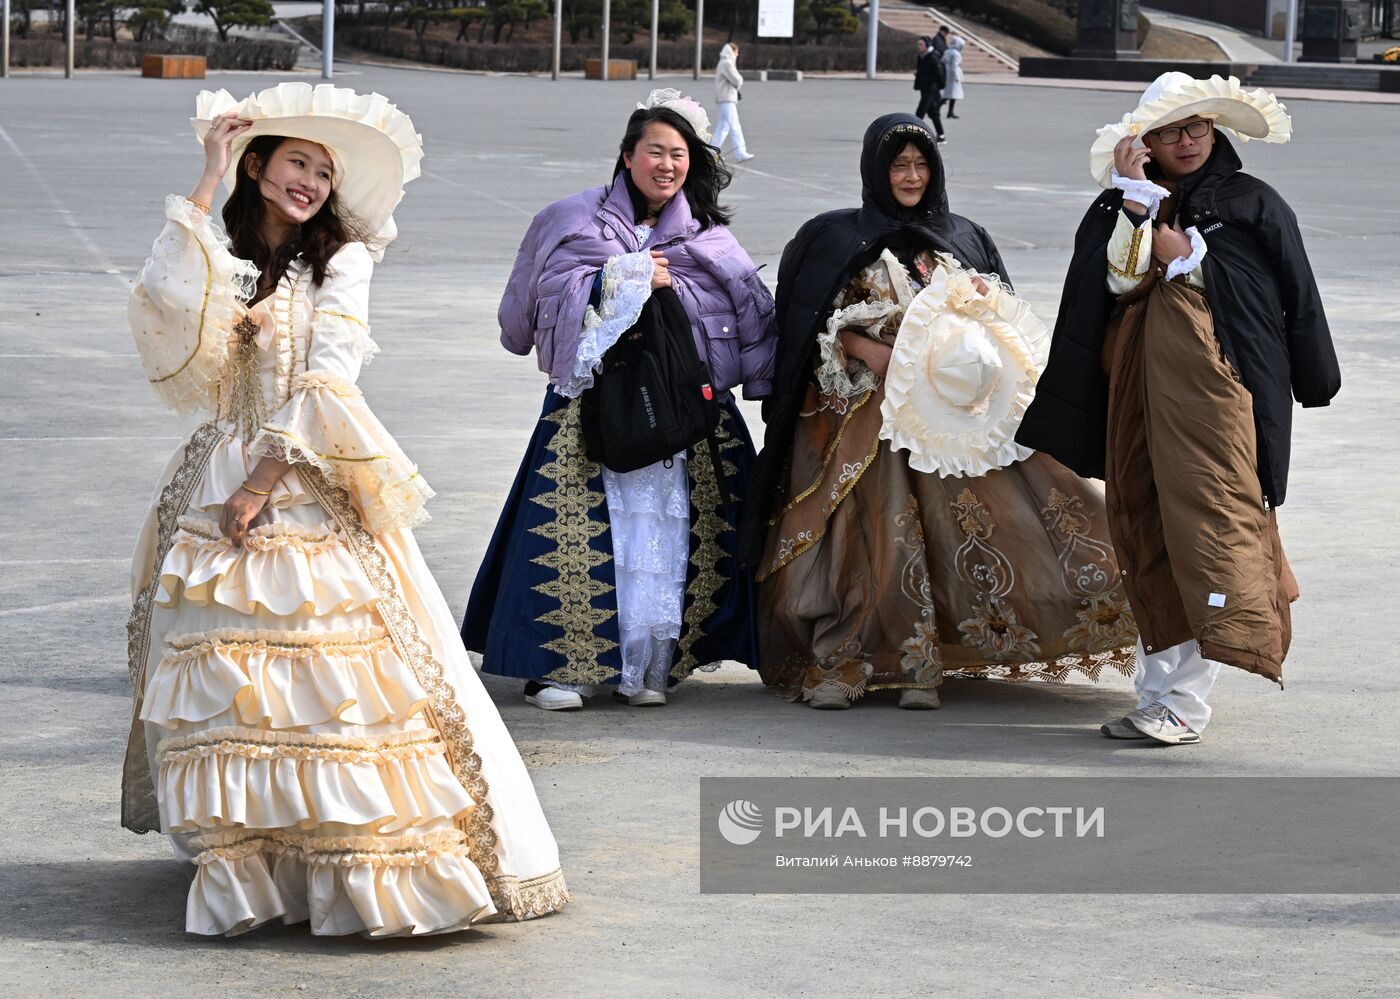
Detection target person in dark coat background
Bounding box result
[913,36,947,143]
[1017,73,1341,746]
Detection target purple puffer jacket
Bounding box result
[498,178,777,399]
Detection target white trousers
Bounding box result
[1134,638,1223,733]
[711,101,749,158]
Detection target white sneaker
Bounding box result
[524,683,583,711]
[627,689,666,707]
[1100,715,1149,739]
[1126,703,1201,745]
[734,152,755,162]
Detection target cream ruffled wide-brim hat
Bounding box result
[879,260,1049,478]
[1088,72,1291,188]
[192,82,424,238]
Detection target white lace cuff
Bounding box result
[1165,225,1208,281]
[815,300,899,401]
[1111,170,1172,220]
[557,251,655,399]
[252,370,434,534]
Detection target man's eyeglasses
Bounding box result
[1147,120,1213,145]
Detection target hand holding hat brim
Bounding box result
[191,82,424,238]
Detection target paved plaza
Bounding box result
[1,67,1397,995]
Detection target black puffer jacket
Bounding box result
[1016,134,1340,507]
[740,113,1007,566]
[914,46,946,94]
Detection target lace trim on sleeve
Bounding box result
[251,370,434,534]
[815,300,900,401]
[129,195,260,415]
[1110,170,1172,220]
[313,309,381,366]
[1165,225,1208,282]
[556,250,654,399]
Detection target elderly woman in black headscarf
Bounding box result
[744,114,1138,710]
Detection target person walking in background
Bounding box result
[943,36,966,118]
[913,36,947,144]
[933,24,950,56]
[712,43,754,163]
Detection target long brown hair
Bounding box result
[222,134,368,288]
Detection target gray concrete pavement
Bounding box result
[1,68,1397,996]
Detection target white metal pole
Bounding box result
[65,0,74,78]
[601,0,610,77]
[552,0,562,79]
[649,0,658,80]
[866,0,879,79]
[1283,0,1298,63]
[2,0,11,79]
[693,0,703,80]
[321,0,334,79]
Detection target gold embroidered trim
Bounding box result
[477,868,572,922]
[157,724,445,764]
[882,122,929,143]
[315,309,369,329]
[173,515,342,553]
[123,422,229,833]
[1109,223,1147,279]
[281,265,308,404]
[671,413,742,679]
[259,424,391,463]
[1040,488,1138,652]
[946,645,1138,684]
[775,389,876,520]
[149,237,214,385]
[756,435,883,583]
[164,625,390,656]
[192,828,469,867]
[537,400,620,688]
[298,465,569,919]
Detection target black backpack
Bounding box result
[581,286,722,475]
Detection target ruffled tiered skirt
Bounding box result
[127,429,568,936]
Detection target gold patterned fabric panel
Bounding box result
[534,400,621,689]
[671,413,744,680]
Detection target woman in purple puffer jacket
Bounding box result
[462,89,778,711]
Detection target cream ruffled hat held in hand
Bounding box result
[1088,72,1291,188]
[880,257,1049,478]
[192,82,424,242]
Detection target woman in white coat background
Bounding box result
[712,43,754,162]
[942,36,966,119]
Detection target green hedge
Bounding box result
[8,34,299,69]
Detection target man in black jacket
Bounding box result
[913,36,947,143]
[1016,73,1340,746]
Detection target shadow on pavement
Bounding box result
[0,859,501,950]
[480,670,1183,768]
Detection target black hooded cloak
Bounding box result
[739,113,1007,566]
[1014,133,1340,507]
